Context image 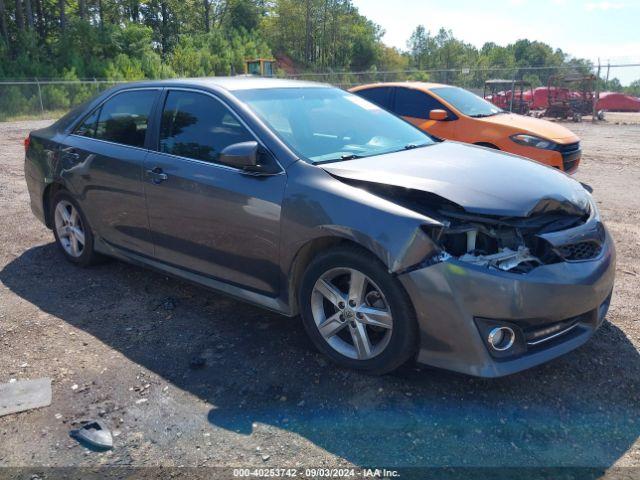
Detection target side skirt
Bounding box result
[94,237,293,317]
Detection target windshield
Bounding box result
[235,87,433,163]
[431,86,503,118]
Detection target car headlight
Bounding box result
[510,134,555,150]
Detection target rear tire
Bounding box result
[51,191,102,267]
[298,245,418,374]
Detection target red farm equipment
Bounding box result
[484,79,534,115]
[543,74,596,122]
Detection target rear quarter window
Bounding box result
[74,90,158,148]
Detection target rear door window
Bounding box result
[74,108,100,138]
[354,87,392,109]
[88,90,158,148]
[159,90,254,164]
[393,87,449,119]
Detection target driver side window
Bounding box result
[159,90,254,164]
[393,87,448,119]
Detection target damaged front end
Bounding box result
[426,208,597,273]
[422,190,609,275]
[337,178,605,275]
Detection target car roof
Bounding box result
[351,81,455,91]
[111,76,327,92]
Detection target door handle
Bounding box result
[146,167,168,184]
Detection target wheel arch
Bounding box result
[473,142,500,150]
[286,236,385,316]
[42,182,67,229]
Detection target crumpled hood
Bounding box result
[476,113,579,142]
[321,142,591,217]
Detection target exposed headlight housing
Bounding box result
[510,134,555,150]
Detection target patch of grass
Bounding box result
[0,110,65,122]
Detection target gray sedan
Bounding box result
[24,78,615,376]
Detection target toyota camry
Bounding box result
[24,78,615,376]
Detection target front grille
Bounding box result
[556,142,581,172]
[556,142,580,153]
[524,316,581,346]
[556,241,602,261]
[562,152,581,172]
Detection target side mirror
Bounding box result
[429,109,449,121]
[219,141,259,170]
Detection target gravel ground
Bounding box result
[0,118,639,472]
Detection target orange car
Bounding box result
[350,82,581,173]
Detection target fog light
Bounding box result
[488,327,515,351]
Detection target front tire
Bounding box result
[51,191,101,267]
[298,246,418,374]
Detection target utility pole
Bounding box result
[509,76,515,112]
[593,58,601,122]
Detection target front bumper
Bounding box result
[556,142,581,173]
[506,142,581,173]
[399,230,616,377]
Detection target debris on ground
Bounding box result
[70,420,113,450]
[0,378,52,417]
[161,297,177,311]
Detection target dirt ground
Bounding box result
[0,117,639,474]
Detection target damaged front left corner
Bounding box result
[390,225,443,274]
[459,246,542,272]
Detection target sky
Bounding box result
[352,0,640,85]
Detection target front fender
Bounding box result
[280,161,442,276]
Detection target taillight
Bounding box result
[24,135,31,153]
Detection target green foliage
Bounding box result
[404,24,640,93]
[0,0,637,120]
[0,86,38,120]
[625,80,640,97]
[261,0,383,70]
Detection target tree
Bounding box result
[15,0,24,32]
[59,0,65,28]
[203,0,210,32]
[0,0,619,121]
[625,79,640,97]
[262,0,382,70]
[24,0,34,29]
[605,77,622,92]
[223,0,261,32]
[0,0,8,43]
[407,25,432,70]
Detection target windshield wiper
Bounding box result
[404,143,430,150]
[313,153,365,164]
[316,144,430,164]
[340,153,363,160]
[470,111,504,118]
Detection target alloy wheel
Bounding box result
[54,200,86,258]
[310,267,393,360]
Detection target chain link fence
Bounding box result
[0,79,126,121]
[284,63,640,90]
[1,64,638,121]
